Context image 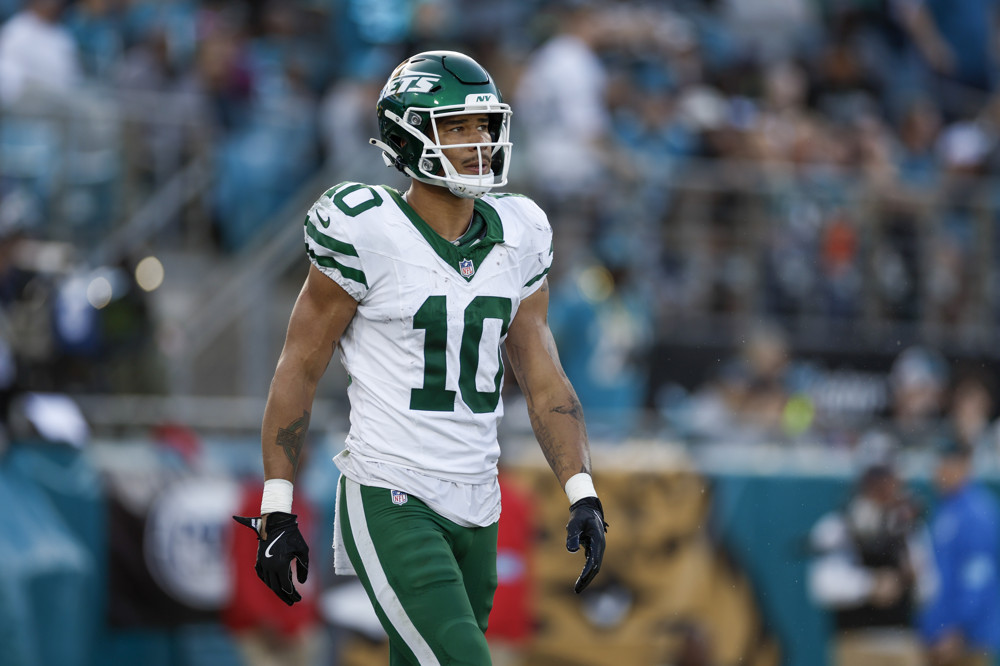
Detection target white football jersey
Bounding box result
[305,183,552,526]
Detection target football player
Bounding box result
[235,50,608,664]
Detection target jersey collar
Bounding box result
[388,188,505,282]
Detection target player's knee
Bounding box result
[435,618,491,665]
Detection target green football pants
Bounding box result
[338,477,499,665]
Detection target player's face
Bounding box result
[437,114,493,175]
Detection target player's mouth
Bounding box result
[461,159,488,174]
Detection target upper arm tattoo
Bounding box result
[275,410,310,474]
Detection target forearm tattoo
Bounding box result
[525,389,589,479]
[552,401,583,419]
[275,410,310,474]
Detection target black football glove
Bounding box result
[566,496,608,594]
[233,511,309,606]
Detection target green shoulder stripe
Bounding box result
[524,266,550,288]
[305,217,360,257]
[306,247,368,287]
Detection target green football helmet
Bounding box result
[369,51,512,199]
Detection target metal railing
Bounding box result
[10,89,1000,425]
[146,156,1000,401]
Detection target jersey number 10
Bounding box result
[410,294,511,414]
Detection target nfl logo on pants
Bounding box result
[391,489,408,505]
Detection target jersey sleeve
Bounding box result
[517,197,554,300]
[303,186,369,301]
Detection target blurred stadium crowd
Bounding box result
[2,0,1000,455]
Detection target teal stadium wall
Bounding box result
[1,440,997,666]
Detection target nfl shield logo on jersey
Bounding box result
[391,489,408,505]
[459,258,475,277]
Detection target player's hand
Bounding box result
[566,496,608,593]
[233,512,309,606]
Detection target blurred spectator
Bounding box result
[923,120,995,332]
[609,66,698,218]
[0,0,120,240]
[210,4,321,251]
[730,321,802,440]
[895,95,944,187]
[121,0,199,73]
[894,0,1000,121]
[451,0,534,56]
[248,2,330,98]
[919,434,1000,666]
[0,0,81,108]
[318,50,403,187]
[947,367,999,464]
[327,0,410,83]
[881,346,950,450]
[808,449,932,666]
[113,25,213,192]
[852,112,899,187]
[751,58,813,166]
[63,0,123,82]
[513,1,617,208]
[717,0,819,62]
[193,9,253,134]
[548,252,653,441]
[660,321,825,445]
[808,19,884,127]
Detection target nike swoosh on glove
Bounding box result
[233,511,309,606]
[565,496,608,594]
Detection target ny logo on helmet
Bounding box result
[385,73,441,95]
[466,93,499,105]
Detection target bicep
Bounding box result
[279,264,358,383]
[506,280,567,391]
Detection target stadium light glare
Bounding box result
[87,276,113,309]
[136,256,165,292]
[578,265,614,303]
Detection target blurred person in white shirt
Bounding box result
[513,0,613,205]
[808,450,935,666]
[0,0,81,108]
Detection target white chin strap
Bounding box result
[368,134,499,199]
[443,170,496,200]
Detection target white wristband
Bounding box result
[564,472,597,505]
[260,478,293,515]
